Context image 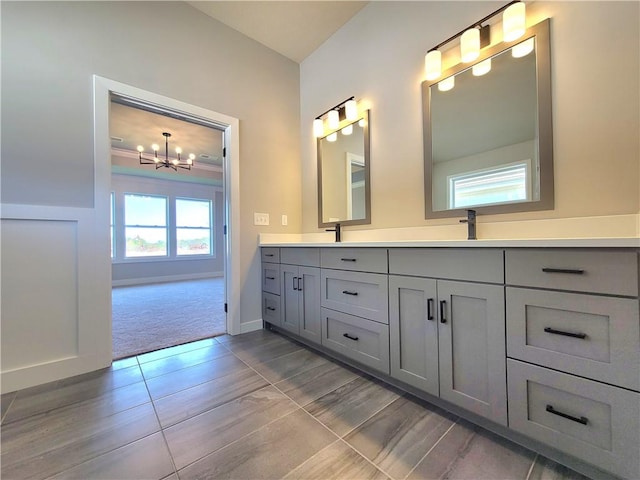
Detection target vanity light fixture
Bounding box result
[313,96,358,138]
[512,37,535,58]
[423,1,525,81]
[438,76,455,92]
[137,132,194,171]
[472,58,492,76]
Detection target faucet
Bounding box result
[459,210,476,240]
[326,223,341,243]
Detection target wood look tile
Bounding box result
[304,376,401,437]
[164,385,298,470]
[178,409,337,480]
[49,432,175,479]
[251,347,332,383]
[227,336,303,365]
[1,402,160,479]
[136,337,218,364]
[344,395,457,480]
[111,356,139,370]
[407,420,536,480]
[154,368,269,428]
[1,391,16,423]
[528,455,591,480]
[275,362,359,406]
[215,329,281,346]
[145,353,247,400]
[140,342,230,380]
[284,440,390,480]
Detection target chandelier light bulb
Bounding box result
[438,76,455,92]
[327,132,338,142]
[153,157,160,163]
[461,28,480,63]
[328,110,339,130]
[472,58,492,76]
[512,37,534,58]
[503,2,526,42]
[189,153,196,160]
[175,147,182,154]
[172,159,179,165]
[345,100,358,121]
[137,145,144,153]
[425,50,442,81]
[151,144,159,152]
[313,118,324,138]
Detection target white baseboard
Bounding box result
[112,271,223,287]
[239,319,263,334]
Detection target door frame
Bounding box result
[93,75,242,341]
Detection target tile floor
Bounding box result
[1,329,590,480]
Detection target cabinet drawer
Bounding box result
[507,288,640,390]
[321,248,387,273]
[321,269,388,324]
[262,292,281,326]
[321,308,390,374]
[505,249,638,296]
[261,247,280,263]
[281,247,320,267]
[262,263,280,295]
[389,248,504,284]
[508,360,640,479]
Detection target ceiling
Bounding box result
[186,1,368,63]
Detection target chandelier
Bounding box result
[137,132,195,171]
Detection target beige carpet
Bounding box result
[112,278,226,359]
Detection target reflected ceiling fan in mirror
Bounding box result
[137,132,196,171]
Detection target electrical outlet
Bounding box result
[254,213,269,226]
[281,214,288,226]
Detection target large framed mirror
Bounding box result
[423,19,552,218]
[318,110,371,227]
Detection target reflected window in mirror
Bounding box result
[424,19,553,219]
[318,110,371,227]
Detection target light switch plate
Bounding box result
[281,215,288,226]
[254,212,269,226]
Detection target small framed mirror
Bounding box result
[424,19,553,218]
[318,110,371,227]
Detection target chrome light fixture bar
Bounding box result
[137,132,195,171]
[313,96,358,138]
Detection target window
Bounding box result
[176,198,212,256]
[448,161,530,209]
[124,194,168,257]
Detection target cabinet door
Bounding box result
[280,264,300,334]
[389,275,439,396]
[299,267,321,343]
[438,280,507,425]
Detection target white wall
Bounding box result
[301,1,640,239]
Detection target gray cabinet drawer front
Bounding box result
[321,308,390,374]
[507,288,640,390]
[389,248,504,284]
[262,292,281,326]
[321,248,387,273]
[281,247,320,267]
[261,247,280,263]
[508,360,640,479]
[505,249,638,296]
[321,269,389,324]
[262,263,280,294]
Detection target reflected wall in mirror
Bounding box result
[424,19,553,218]
[318,110,370,227]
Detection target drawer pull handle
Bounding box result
[542,268,585,275]
[546,405,588,425]
[544,327,587,339]
[440,300,447,323]
[341,258,357,262]
[343,333,359,341]
[266,306,276,311]
[427,298,434,321]
[265,254,274,257]
[266,276,275,280]
[342,290,359,296]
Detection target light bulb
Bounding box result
[438,76,455,92]
[151,144,159,152]
[137,145,144,153]
[425,50,442,81]
[512,37,534,58]
[187,158,193,165]
[175,147,182,154]
[461,28,480,63]
[188,153,196,160]
[328,110,339,130]
[154,157,160,163]
[345,100,358,121]
[342,125,353,135]
[327,132,338,142]
[503,2,526,42]
[358,119,366,128]
[472,58,491,76]
[313,118,324,138]
[172,159,178,165]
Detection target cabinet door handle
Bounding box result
[343,333,359,341]
[265,254,274,257]
[340,258,357,262]
[266,306,276,311]
[427,298,434,321]
[297,277,303,291]
[293,277,298,291]
[542,267,585,275]
[439,300,447,323]
[544,327,587,339]
[266,276,275,280]
[546,405,588,425]
[342,290,358,296]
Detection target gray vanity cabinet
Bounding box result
[389,275,439,396]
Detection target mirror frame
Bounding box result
[423,19,553,219]
[317,109,371,228]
